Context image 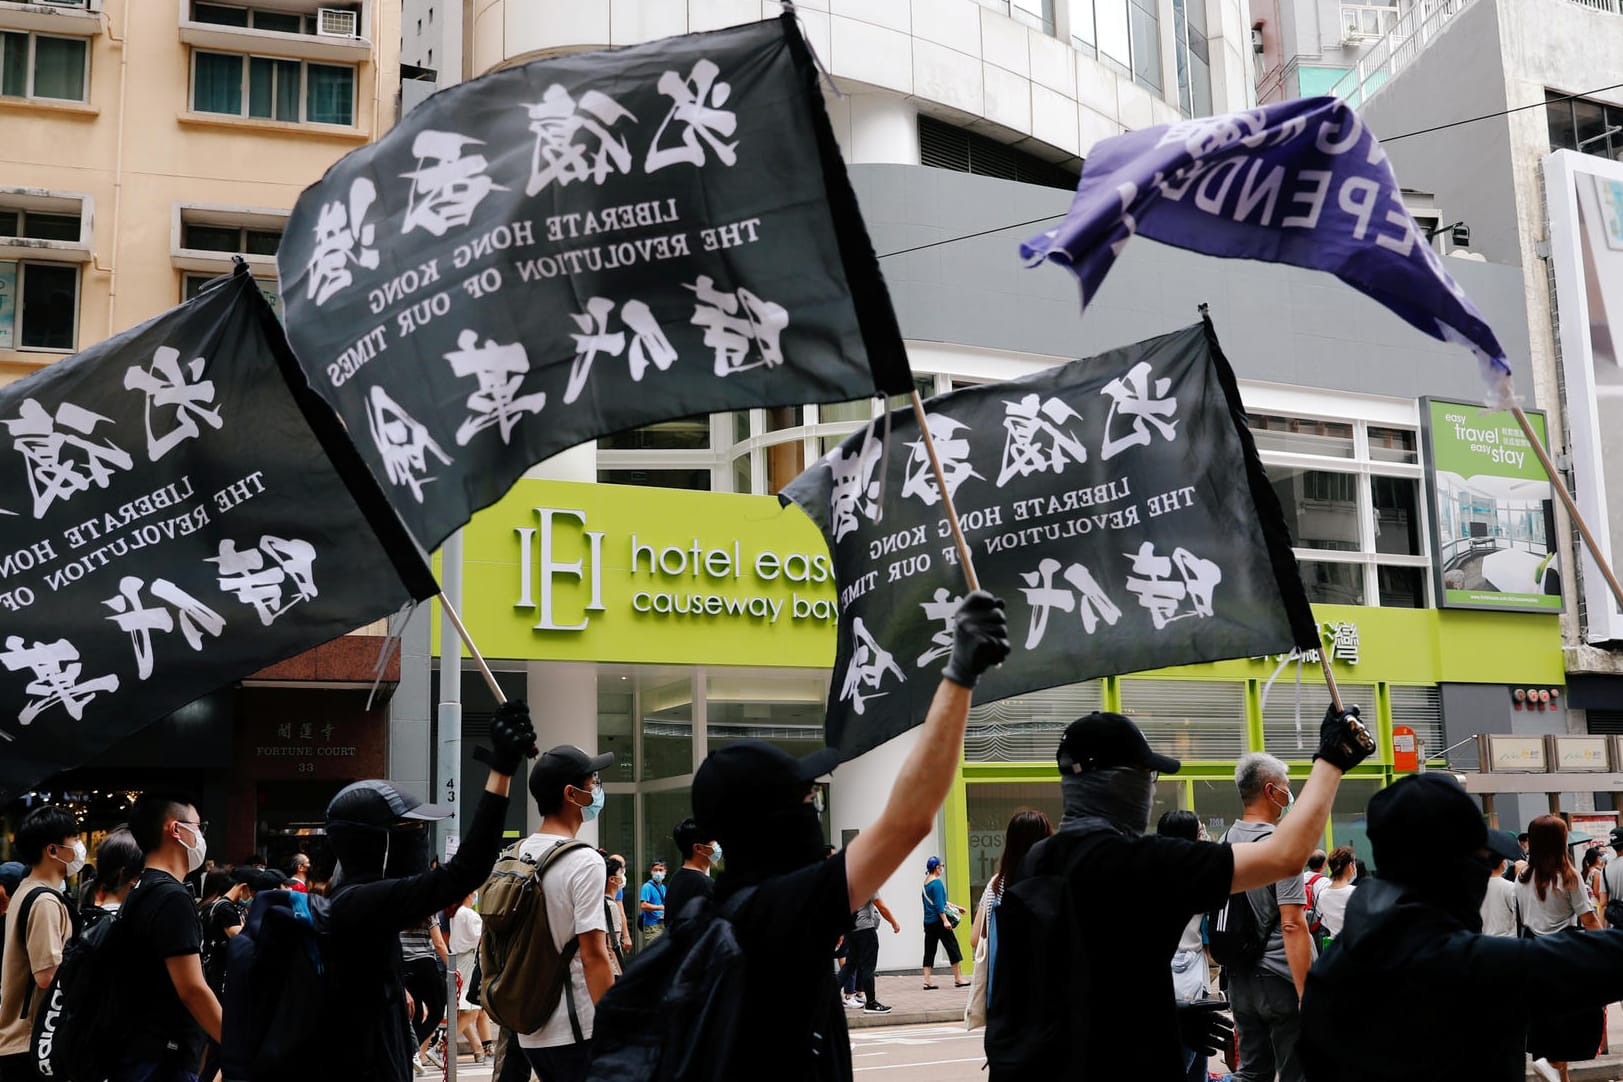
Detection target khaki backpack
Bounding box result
[477,839,593,1037]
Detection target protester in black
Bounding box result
[82,827,143,929]
[690,591,1010,1082]
[664,818,717,931]
[320,699,536,1082]
[984,705,1373,1081]
[1300,774,1623,1082]
[116,793,219,1082]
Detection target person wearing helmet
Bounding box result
[320,700,537,1082]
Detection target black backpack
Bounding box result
[585,888,756,1082]
[220,888,333,1081]
[983,828,1112,1075]
[1207,883,1277,967]
[29,892,121,1082]
[5,886,79,1026]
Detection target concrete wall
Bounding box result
[850,163,1535,403]
[1442,682,1586,830]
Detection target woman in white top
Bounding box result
[1517,815,1603,1082]
[1314,845,1358,938]
[447,891,493,1063]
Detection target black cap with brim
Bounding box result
[232,867,293,893]
[327,779,451,827]
[692,741,841,837]
[1056,712,1181,776]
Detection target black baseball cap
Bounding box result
[1367,774,1485,879]
[528,745,615,805]
[232,866,291,893]
[1056,712,1181,776]
[1484,829,1523,865]
[326,780,451,828]
[692,741,841,837]
[1609,826,1623,849]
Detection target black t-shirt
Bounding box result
[119,869,207,1068]
[721,851,854,1082]
[1066,831,1234,1080]
[664,866,716,928]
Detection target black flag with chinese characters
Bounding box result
[276,15,911,552]
[781,321,1318,762]
[0,269,437,802]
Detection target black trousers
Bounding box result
[838,927,880,1001]
[403,956,449,1046]
[922,921,962,969]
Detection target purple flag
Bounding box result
[1021,97,1512,401]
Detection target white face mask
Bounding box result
[52,839,87,880]
[176,821,207,875]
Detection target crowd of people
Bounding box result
[0,592,1621,1082]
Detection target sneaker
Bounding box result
[843,994,864,1009]
[851,992,865,1005]
[862,1001,893,1014]
[1531,1059,1560,1082]
[412,1054,425,1077]
[422,1046,444,1070]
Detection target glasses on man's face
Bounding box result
[181,819,208,834]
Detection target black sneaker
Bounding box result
[862,1001,893,1014]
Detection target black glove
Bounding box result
[942,590,1011,689]
[1175,1000,1234,1057]
[473,700,538,776]
[1313,703,1375,771]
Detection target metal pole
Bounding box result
[908,391,981,592]
[1317,654,1345,715]
[1510,405,1623,615]
[436,530,462,1082]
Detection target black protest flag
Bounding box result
[276,15,912,552]
[781,321,1318,762]
[0,269,437,802]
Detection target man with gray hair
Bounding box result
[1225,751,1315,1082]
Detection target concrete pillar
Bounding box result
[830,727,944,972]
[389,602,434,801]
[845,94,920,166]
[527,661,604,844]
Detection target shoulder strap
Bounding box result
[537,839,593,873]
[12,887,74,1021]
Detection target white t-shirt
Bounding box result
[448,905,483,956]
[1480,876,1519,937]
[1315,882,1354,936]
[516,833,608,1049]
[1515,874,1594,937]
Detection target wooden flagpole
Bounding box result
[909,390,981,592]
[439,590,508,705]
[1510,405,1623,613]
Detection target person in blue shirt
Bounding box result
[638,860,668,943]
[920,855,967,989]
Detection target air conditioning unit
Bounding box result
[1251,27,1265,53]
[317,7,359,38]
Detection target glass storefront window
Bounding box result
[599,418,710,451]
[1330,778,1382,869]
[705,698,825,759]
[766,405,803,432]
[817,399,873,425]
[966,782,1063,906]
[1298,560,1364,605]
[731,453,752,494]
[598,468,711,491]
[1271,467,1361,551]
[1377,565,1425,608]
[640,676,693,781]
[642,788,692,883]
[597,677,635,783]
[1367,426,1418,464]
[597,787,637,875]
[1118,679,1248,761]
[1249,414,1355,458]
[1372,476,1422,556]
[767,441,806,494]
[1192,778,1245,842]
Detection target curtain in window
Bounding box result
[194,51,243,114]
[249,56,300,121]
[1,33,26,97]
[32,37,87,101]
[305,64,353,125]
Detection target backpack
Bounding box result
[1207,886,1274,968]
[219,888,334,1081]
[6,886,79,1025]
[1303,872,1327,938]
[29,889,121,1082]
[477,839,593,1037]
[983,828,1112,1075]
[585,887,757,1082]
[200,898,242,993]
[1604,860,1623,929]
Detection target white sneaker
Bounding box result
[843,994,863,1009]
[1531,1058,1560,1082]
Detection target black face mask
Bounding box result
[385,826,432,879]
[1059,766,1155,837]
[1382,854,1492,932]
[723,803,826,881]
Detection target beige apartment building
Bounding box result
[0,0,399,385]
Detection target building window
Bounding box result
[918,115,1079,190]
[1172,0,1212,118]
[597,468,711,491]
[972,0,1058,36]
[183,221,282,256]
[599,418,710,452]
[192,51,356,126]
[1071,1,1160,94]
[0,208,82,243]
[183,272,282,318]
[1547,89,1623,160]
[0,33,89,102]
[2,261,79,351]
[1341,3,1399,40]
[191,3,356,36]
[1252,410,1430,609]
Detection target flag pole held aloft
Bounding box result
[909,390,981,593]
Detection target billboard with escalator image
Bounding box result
[1421,398,1561,613]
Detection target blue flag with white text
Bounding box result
[1021,97,1512,400]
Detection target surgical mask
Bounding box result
[708,842,723,864]
[575,784,605,823]
[52,840,87,880]
[1269,784,1295,819]
[652,871,666,883]
[176,822,207,875]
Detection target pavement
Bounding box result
[845,973,973,1029]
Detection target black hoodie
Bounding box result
[1301,877,1623,1081]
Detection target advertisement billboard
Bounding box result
[1421,398,1560,612]
[1547,149,1623,641]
